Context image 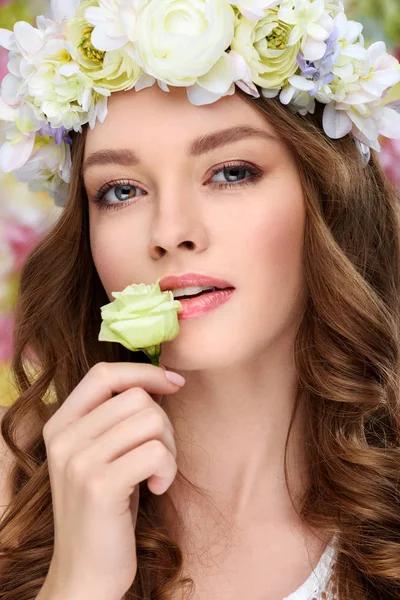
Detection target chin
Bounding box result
[159,333,257,372]
[159,345,230,371]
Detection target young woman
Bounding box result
[0,2,400,600]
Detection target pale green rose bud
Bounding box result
[98,279,183,366]
[231,7,301,92]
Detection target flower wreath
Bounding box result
[0,0,399,207]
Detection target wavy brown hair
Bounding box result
[1,90,400,600]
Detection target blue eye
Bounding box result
[99,182,145,204]
[92,161,263,211]
[210,164,254,184]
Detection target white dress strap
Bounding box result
[282,537,337,600]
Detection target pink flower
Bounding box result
[380,137,400,187]
[0,46,8,84]
[4,221,42,270]
[0,315,13,362]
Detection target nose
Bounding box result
[148,186,209,260]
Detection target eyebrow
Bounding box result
[82,125,278,173]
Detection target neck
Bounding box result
[159,334,310,530]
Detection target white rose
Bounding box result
[134,0,236,86]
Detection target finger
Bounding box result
[65,388,175,442]
[76,408,177,465]
[107,440,178,497]
[44,362,183,437]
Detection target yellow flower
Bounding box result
[67,0,142,92]
[0,363,16,407]
[231,7,301,92]
[99,279,182,365]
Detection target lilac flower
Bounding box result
[296,27,340,96]
[38,124,73,146]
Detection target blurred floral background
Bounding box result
[0,0,399,405]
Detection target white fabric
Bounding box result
[282,537,337,600]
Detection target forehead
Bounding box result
[84,84,277,156]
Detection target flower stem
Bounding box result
[144,346,161,367]
[150,355,160,366]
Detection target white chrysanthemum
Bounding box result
[321,12,366,95]
[0,16,109,131]
[84,0,144,53]
[278,0,334,61]
[333,12,366,60]
[50,0,81,24]
[29,58,111,130]
[1,16,62,61]
[285,10,366,98]
[323,42,400,150]
[278,83,316,114]
[0,98,40,173]
[31,173,70,207]
[328,42,400,121]
[133,0,235,87]
[227,50,260,97]
[0,17,62,106]
[359,42,400,99]
[186,50,259,105]
[281,13,364,109]
[13,135,72,207]
[323,100,400,152]
[14,135,71,185]
[324,0,344,16]
[228,0,281,21]
[23,48,92,130]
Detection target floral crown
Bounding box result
[0,0,399,207]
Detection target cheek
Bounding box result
[89,218,136,298]
[244,171,305,261]
[237,174,306,317]
[253,197,305,270]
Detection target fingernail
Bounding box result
[165,371,186,387]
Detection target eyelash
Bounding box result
[92,161,263,212]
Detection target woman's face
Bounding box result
[84,85,306,371]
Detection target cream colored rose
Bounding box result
[67,0,142,92]
[99,279,182,365]
[134,0,236,86]
[231,7,301,92]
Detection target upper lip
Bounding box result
[159,272,235,292]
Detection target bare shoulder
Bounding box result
[0,405,14,520]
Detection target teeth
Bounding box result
[172,286,216,299]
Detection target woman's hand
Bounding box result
[41,362,185,600]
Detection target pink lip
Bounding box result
[159,272,234,292]
[176,288,235,320]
